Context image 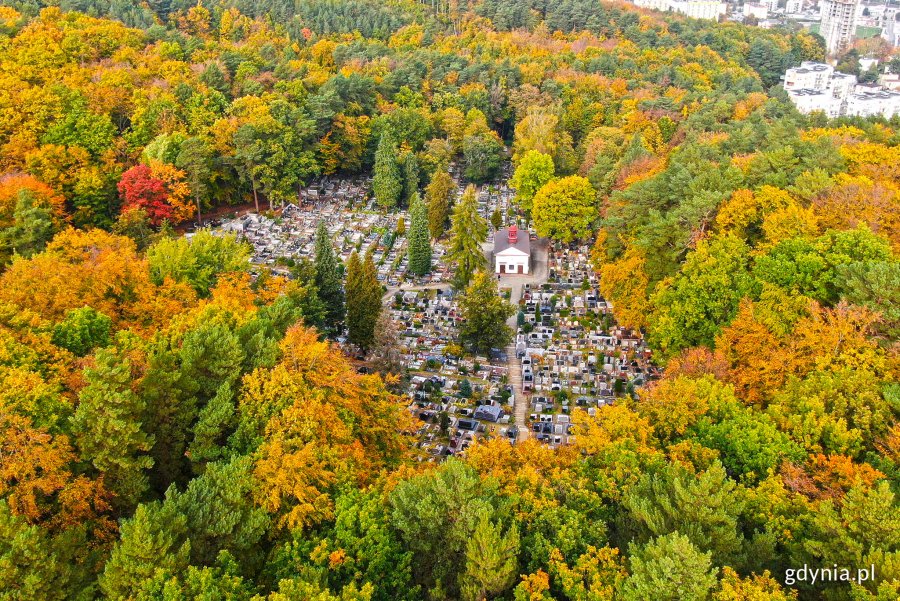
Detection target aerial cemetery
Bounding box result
[210,165,654,459]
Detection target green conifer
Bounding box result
[373,132,402,209]
[447,185,487,289]
[407,192,432,276]
[313,221,345,333]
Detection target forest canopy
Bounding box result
[0,0,898,600]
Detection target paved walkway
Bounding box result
[498,238,549,442]
[505,336,528,441]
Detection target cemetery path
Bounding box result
[502,239,549,442]
[506,336,529,442]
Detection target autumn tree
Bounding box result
[510,150,554,215]
[596,245,651,331]
[247,327,408,531]
[426,170,455,239]
[531,176,596,243]
[714,567,797,601]
[0,228,156,324]
[513,107,576,173]
[370,312,404,386]
[117,164,173,226]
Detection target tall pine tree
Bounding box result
[461,512,520,601]
[345,250,382,351]
[407,192,431,276]
[314,221,345,334]
[100,501,190,600]
[426,170,454,240]
[373,132,402,209]
[71,348,154,510]
[447,184,487,289]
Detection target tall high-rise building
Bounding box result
[820,0,858,55]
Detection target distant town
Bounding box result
[631,0,900,117]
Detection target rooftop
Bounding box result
[495,226,531,255]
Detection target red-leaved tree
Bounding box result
[117,164,172,225]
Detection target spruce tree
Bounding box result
[447,185,487,289]
[313,221,345,333]
[402,152,419,207]
[345,250,382,351]
[407,192,432,276]
[345,250,362,332]
[426,170,454,240]
[373,132,402,209]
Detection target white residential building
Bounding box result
[633,0,727,19]
[784,61,838,91]
[744,2,770,19]
[820,0,859,55]
[846,88,900,117]
[675,0,727,18]
[785,0,803,13]
[786,89,845,116]
[881,10,900,47]
[783,62,854,116]
[633,0,670,9]
[783,61,900,117]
